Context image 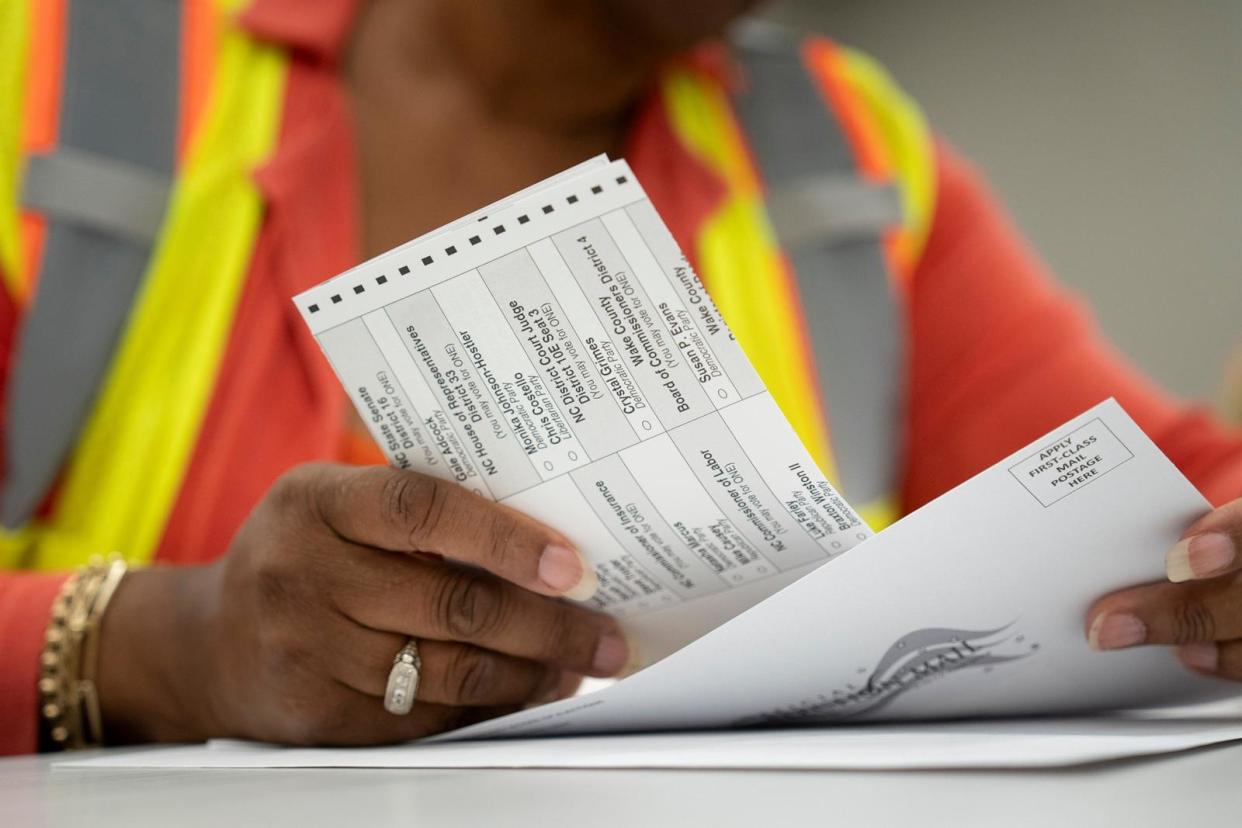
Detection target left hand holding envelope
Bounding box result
[1087,498,1242,681]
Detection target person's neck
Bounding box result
[343,0,744,257]
[347,0,676,141]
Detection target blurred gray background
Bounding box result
[761,0,1242,409]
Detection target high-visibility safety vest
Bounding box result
[0,4,932,572]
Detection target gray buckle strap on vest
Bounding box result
[1,0,181,528]
[21,149,171,245]
[764,174,902,248]
[729,20,905,509]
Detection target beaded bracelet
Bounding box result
[38,555,128,750]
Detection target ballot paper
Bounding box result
[294,156,870,662]
[428,398,1236,740]
[61,717,1242,771]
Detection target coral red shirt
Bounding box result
[2,1,1240,754]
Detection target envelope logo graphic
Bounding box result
[738,625,1039,726]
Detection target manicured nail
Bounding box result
[1166,532,1235,582]
[1088,612,1147,650]
[1177,643,1219,674]
[538,544,598,601]
[592,630,629,676]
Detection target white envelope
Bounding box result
[438,399,1238,741]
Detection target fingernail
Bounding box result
[1167,532,1235,582]
[591,630,629,676]
[1177,643,1219,674]
[538,544,598,601]
[1088,612,1147,650]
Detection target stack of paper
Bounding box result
[64,718,1242,771]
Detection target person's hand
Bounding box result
[96,464,628,745]
[1086,498,1242,680]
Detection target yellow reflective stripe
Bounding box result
[5,6,287,570]
[856,495,900,534]
[829,46,936,277]
[665,45,936,532]
[661,69,839,486]
[0,0,30,295]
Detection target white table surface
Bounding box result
[4,741,1241,828]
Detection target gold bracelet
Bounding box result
[39,574,81,747]
[79,557,127,745]
[38,555,128,750]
